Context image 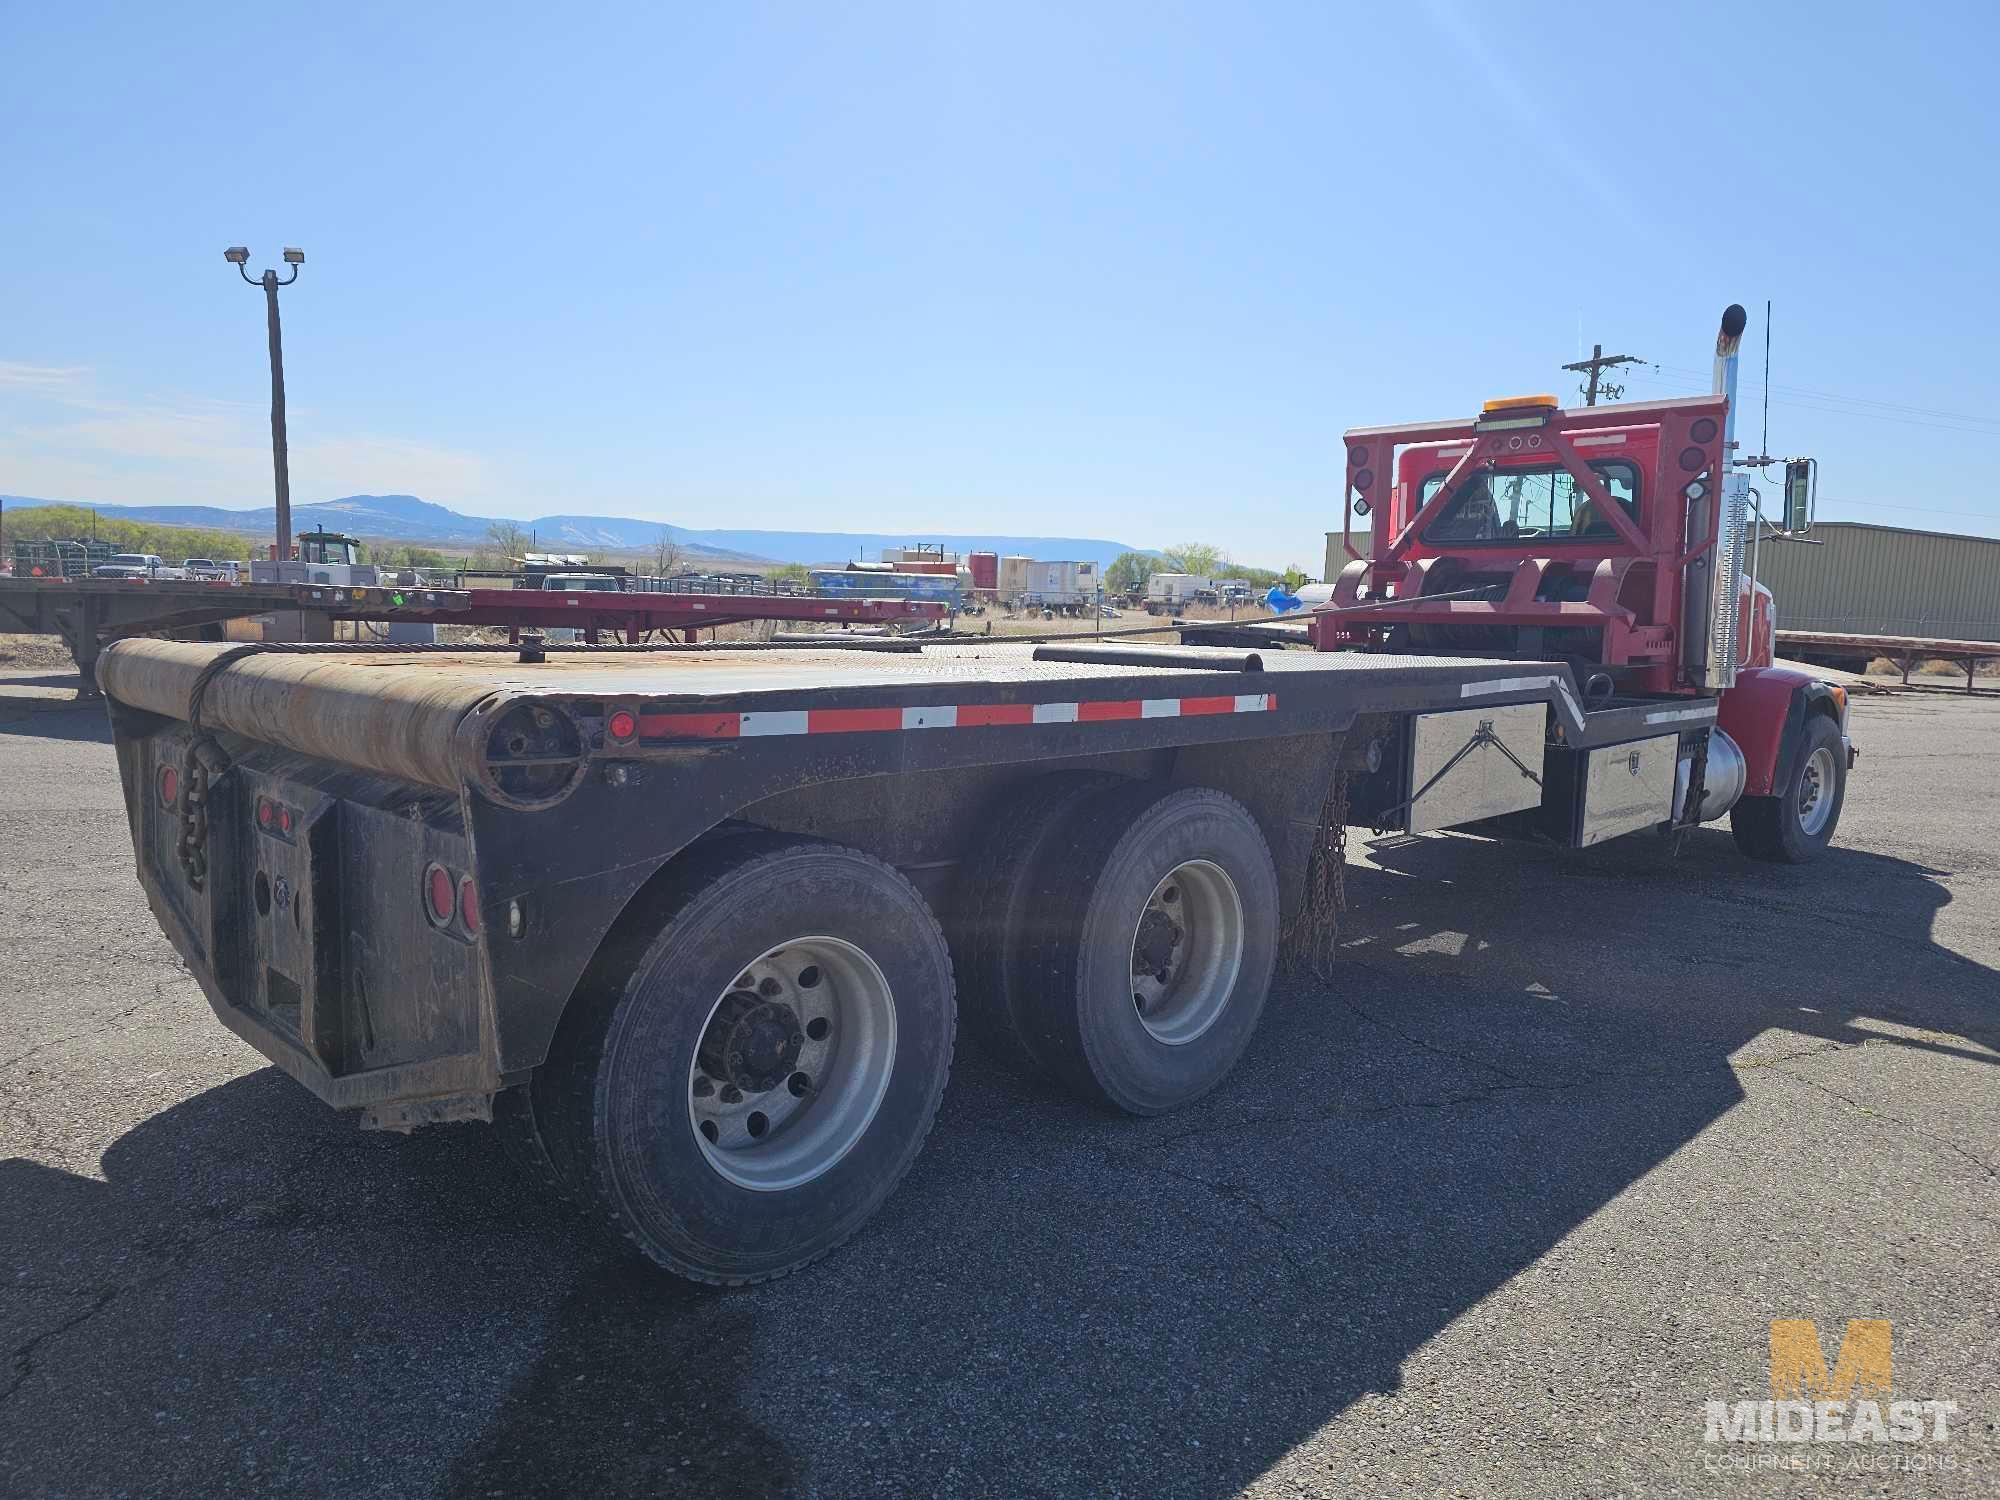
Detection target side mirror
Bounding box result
[1784,459,1813,534]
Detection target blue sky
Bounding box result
[3,0,1996,567]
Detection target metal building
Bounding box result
[1321,529,1372,582]
[1751,521,2000,643]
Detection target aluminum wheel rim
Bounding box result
[1129,859,1245,1046]
[1797,746,1836,836]
[687,936,896,1192]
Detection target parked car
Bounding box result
[93,553,168,579]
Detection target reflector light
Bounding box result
[159,765,178,806]
[427,865,455,924]
[257,798,274,828]
[1481,394,1559,412]
[278,805,294,834]
[460,878,481,935]
[607,709,638,741]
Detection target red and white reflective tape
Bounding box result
[637,691,1277,742]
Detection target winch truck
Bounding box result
[97,305,1853,1284]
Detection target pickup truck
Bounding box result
[96,627,1842,1285]
[93,553,173,579]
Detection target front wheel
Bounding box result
[1731,713,1846,863]
[535,836,955,1285]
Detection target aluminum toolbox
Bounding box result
[1405,703,1547,833]
[1577,732,1679,846]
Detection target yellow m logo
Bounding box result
[1769,1319,1892,1400]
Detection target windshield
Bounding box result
[1421,460,1639,546]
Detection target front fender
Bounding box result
[1717,666,1847,796]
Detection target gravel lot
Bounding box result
[2,669,1994,1497]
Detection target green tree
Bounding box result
[767,562,812,587]
[1160,542,1226,577]
[1105,550,1159,595]
[363,542,451,570]
[0,504,251,563]
[1282,565,1309,590]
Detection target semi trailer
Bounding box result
[95,306,1853,1284]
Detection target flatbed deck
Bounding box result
[99,637,1716,801]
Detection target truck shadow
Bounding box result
[0,681,110,742]
[2,832,1991,1497]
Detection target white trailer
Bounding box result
[1146,573,1210,612]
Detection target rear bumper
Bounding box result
[119,723,505,1125]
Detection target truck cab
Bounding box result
[1315,307,1848,865]
[251,529,379,589]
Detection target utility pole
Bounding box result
[224,246,305,559]
[1561,343,1643,406]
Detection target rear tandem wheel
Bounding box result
[1011,781,1280,1115]
[531,835,956,1285]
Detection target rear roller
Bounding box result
[535,836,955,1285]
[1016,782,1279,1115]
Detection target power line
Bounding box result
[1620,371,2000,439]
[1814,497,2000,522]
[1639,362,2000,433]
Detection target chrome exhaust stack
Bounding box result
[1701,305,1751,691]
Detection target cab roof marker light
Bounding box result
[1481,394,1560,412]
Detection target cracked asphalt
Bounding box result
[1,668,1996,1497]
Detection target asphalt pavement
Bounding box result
[1,669,1995,1498]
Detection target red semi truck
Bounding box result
[97,306,1852,1283]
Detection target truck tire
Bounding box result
[534,835,956,1285]
[950,771,1123,1076]
[1017,782,1278,1115]
[1731,713,1845,864]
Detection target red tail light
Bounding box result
[425,864,455,925]
[257,797,274,828]
[459,877,481,935]
[607,709,638,741]
[159,765,179,806]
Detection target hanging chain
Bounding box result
[1282,763,1349,981]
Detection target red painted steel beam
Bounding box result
[435,589,948,633]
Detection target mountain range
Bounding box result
[1,493,1142,568]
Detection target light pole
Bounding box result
[224,246,304,560]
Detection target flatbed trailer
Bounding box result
[95,632,1797,1284]
[1775,628,2000,691]
[0,575,468,684]
[397,585,949,643]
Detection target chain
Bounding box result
[1282,764,1349,981]
[175,740,212,888]
[168,643,269,890]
